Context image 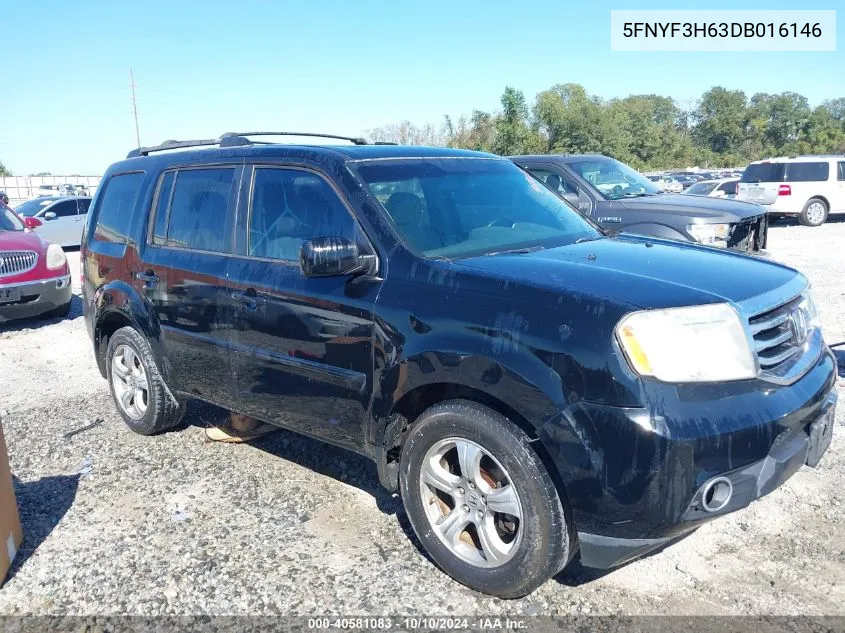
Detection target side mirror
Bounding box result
[300,237,366,277]
[44,211,57,220]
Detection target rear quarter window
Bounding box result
[785,162,829,182]
[741,163,785,183]
[93,172,145,244]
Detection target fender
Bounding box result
[621,223,689,243]
[91,280,168,381]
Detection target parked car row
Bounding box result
[76,132,835,599]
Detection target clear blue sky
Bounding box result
[1,0,842,174]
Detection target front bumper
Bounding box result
[0,274,72,323]
[539,345,838,569]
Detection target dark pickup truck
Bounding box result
[511,154,767,252]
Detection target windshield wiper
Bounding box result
[485,245,546,256]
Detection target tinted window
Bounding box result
[838,162,845,181]
[77,198,91,214]
[94,172,145,244]
[165,168,234,252]
[355,159,598,258]
[152,171,175,245]
[719,181,738,195]
[249,168,357,261]
[50,200,80,218]
[785,162,829,182]
[565,157,660,199]
[740,163,785,183]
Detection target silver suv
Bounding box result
[737,155,845,226]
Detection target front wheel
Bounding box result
[799,198,828,227]
[399,400,573,598]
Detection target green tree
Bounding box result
[692,87,748,155]
[492,87,542,155]
[0,161,11,177]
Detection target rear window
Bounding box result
[785,162,829,182]
[93,172,145,244]
[741,163,786,183]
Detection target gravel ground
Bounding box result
[1,221,844,616]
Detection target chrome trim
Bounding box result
[0,274,70,289]
[733,275,821,386]
[0,250,38,278]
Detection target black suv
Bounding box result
[511,154,768,252]
[82,133,837,598]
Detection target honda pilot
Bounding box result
[81,133,837,598]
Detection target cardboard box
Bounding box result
[0,422,23,585]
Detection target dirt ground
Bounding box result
[0,220,843,616]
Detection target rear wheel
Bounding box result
[799,198,828,227]
[399,400,572,598]
[106,326,186,435]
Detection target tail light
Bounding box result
[24,217,42,228]
[778,185,791,196]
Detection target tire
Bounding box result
[49,300,72,319]
[105,326,186,435]
[798,198,828,227]
[399,400,572,598]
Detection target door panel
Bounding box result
[224,165,380,452]
[138,165,242,407]
[226,260,378,451]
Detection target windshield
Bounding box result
[353,158,600,258]
[565,157,661,200]
[685,181,718,196]
[1,206,24,231]
[15,198,54,217]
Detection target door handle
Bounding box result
[231,290,266,309]
[135,271,160,285]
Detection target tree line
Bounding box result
[368,84,845,171]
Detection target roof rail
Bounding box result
[126,131,371,159]
[220,131,369,145]
[127,138,220,159]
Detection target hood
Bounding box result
[455,235,801,311]
[619,193,763,221]
[0,229,47,252]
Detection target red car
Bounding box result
[0,202,72,323]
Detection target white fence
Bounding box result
[1,175,102,206]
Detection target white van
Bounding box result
[736,155,845,226]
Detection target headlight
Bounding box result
[802,288,822,333]
[616,303,756,382]
[688,223,730,246]
[46,243,67,269]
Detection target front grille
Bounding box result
[748,295,805,371]
[0,251,38,278]
[728,215,767,252]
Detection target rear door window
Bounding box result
[785,162,829,182]
[156,168,236,252]
[741,163,786,183]
[93,172,145,244]
[837,162,845,181]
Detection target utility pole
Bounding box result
[130,69,141,148]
